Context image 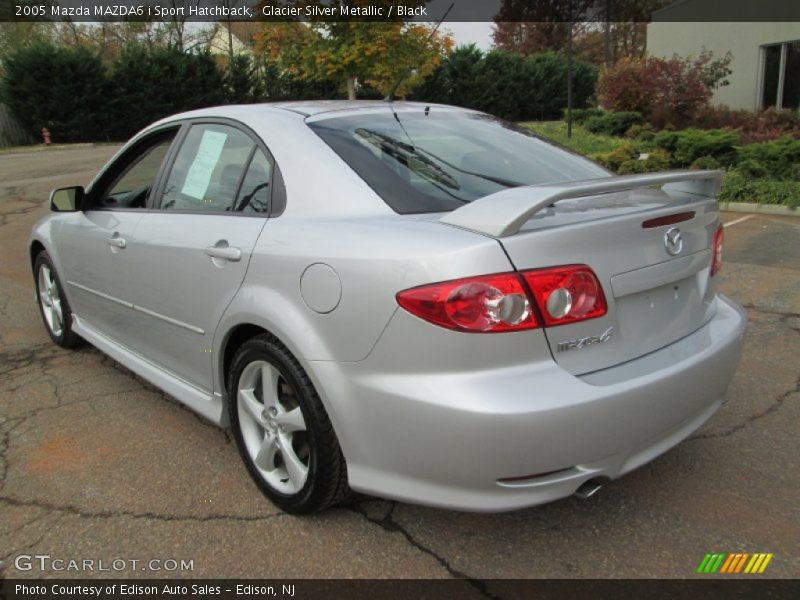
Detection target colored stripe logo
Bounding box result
[697,553,773,574]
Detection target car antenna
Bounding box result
[385,2,454,103]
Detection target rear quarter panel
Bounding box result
[213,216,514,390]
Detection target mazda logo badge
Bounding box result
[664,227,683,256]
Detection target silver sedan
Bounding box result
[29,101,746,513]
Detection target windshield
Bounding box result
[308,108,608,214]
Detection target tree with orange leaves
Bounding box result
[255,1,453,100]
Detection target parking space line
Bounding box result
[723,215,754,228]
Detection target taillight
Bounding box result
[396,265,607,333]
[396,272,537,333]
[711,225,724,276]
[522,265,607,326]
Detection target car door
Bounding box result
[55,127,180,344]
[124,121,275,393]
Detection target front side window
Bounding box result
[308,109,608,214]
[160,124,255,212]
[92,131,176,209]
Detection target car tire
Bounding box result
[34,251,81,348]
[228,334,350,514]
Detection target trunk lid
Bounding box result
[499,187,719,374]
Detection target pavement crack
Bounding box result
[689,373,800,441]
[0,495,286,524]
[0,508,52,540]
[0,418,26,490]
[1,388,144,424]
[742,303,800,321]
[0,191,40,228]
[0,518,60,565]
[0,343,59,381]
[348,500,501,599]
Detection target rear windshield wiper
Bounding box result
[412,146,526,188]
[355,128,460,190]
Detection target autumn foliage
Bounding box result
[255,18,453,100]
[597,52,732,127]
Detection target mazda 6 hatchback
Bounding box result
[30,101,746,513]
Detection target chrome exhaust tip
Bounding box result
[574,479,604,499]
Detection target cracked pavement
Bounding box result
[0,145,798,583]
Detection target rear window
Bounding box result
[308,109,608,214]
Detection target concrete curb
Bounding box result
[720,202,799,218]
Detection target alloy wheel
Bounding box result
[38,264,63,337]
[237,360,310,494]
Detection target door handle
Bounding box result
[107,235,126,249]
[204,242,242,262]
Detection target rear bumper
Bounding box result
[307,294,746,511]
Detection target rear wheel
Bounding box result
[34,251,81,348]
[228,334,350,513]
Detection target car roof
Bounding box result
[157,100,468,126]
[268,100,459,117]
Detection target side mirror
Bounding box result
[49,186,84,212]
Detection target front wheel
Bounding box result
[34,251,81,348]
[228,334,350,513]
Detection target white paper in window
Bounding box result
[180,130,227,200]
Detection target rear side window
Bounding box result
[308,109,608,214]
[160,124,255,212]
[234,149,272,213]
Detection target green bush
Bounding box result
[690,155,721,170]
[734,159,769,179]
[583,111,644,137]
[590,144,638,171]
[736,137,800,179]
[0,43,111,142]
[616,149,671,174]
[566,107,604,124]
[652,130,680,153]
[720,170,800,208]
[786,164,800,181]
[625,123,655,141]
[654,128,740,167]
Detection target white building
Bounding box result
[647,3,800,111]
[207,23,252,57]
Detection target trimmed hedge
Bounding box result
[736,136,800,180]
[109,45,226,140]
[1,43,348,142]
[0,43,111,142]
[413,46,597,121]
[719,171,800,208]
[653,128,740,168]
[566,107,604,124]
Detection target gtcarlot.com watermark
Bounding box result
[12,554,194,573]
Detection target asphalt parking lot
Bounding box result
[0,145,798,582]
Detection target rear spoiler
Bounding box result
[439,170,723,238]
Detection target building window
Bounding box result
[761,41,800,110]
